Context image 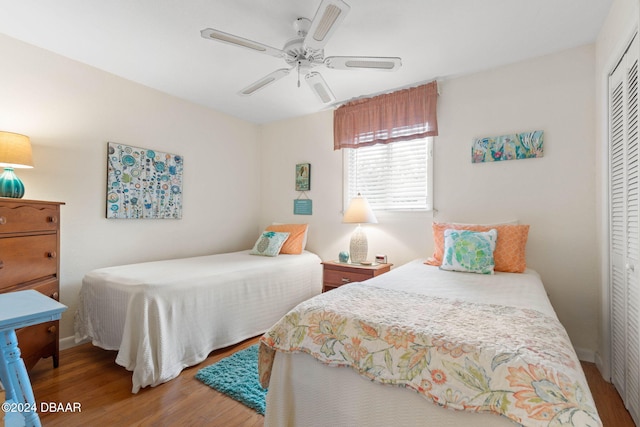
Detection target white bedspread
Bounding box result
[74,250,322,393]
[364,259,556,316]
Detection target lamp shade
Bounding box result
[343,194,378,224]
[0,131,34,168]
[343,193,377,264]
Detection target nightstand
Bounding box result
[321,260,393,292]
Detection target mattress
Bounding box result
[261,260,601,427]
[74,250,322,393]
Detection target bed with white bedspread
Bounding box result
[75,249,322,393]
[258,260,602,427]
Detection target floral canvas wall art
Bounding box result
[106,142,183,219]
[472,130,544,163]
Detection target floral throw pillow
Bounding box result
[440,229,497,274]
[249,231,290,257]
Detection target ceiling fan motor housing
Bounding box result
[282,23,324,68]
[293,17,311,36]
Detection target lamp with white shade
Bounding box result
[343,193,377,264]
[0,131,34,198]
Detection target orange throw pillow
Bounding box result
[265,224,309,254]
[426,222,529,273]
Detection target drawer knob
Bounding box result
[47,325,57,334]
[341,277,351,283]
[47,216,58,224]
[51,292,59,300]
[48,251,57,259]
[0,216,5,225]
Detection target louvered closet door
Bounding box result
[609,34,640,426]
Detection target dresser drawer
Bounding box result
[323,268,372,286]
[32,277,60,300]
[0,234,58,288]
[0,202,60,234]
[1,277,59,300]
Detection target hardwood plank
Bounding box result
[2,338,634,426]
[582,361,636,427]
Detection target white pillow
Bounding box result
[249,231,290,257]
[440,229,497,274]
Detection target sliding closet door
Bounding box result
[609,34,640,425]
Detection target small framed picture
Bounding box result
[293,199,312,215]
[295,163,311,191]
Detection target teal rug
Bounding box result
[195,344,267,415]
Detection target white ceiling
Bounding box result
[0,0,612,124]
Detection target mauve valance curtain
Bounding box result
[333,81,438,150]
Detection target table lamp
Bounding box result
[343,193,377,263]
[0,131,34,198]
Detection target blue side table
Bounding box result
[0,290,67,427]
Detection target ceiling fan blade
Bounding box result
[305,72,335,103]
[201,28,285,58]
[303,0,350,51]
[324,56,402,71]
[238,68,291,96]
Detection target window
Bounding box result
[344,137,433,211]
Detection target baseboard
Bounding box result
[594,352,611,382]
[60,335,87,350]
[575,346,595,363]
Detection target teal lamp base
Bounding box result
[0,167,25,198]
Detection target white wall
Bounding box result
[594,0,639,379]
[437,45,597,358]
[0,34,262,342]
[0,30,604,359]
[260,44,599,358]
[258,110,433,269]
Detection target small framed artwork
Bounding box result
[471,130,544,163]
[294,199,313,215]
[295,163,311,191]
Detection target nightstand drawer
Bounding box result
[324,269,372,286]
[16,319,59,370]
[321,261,392,292]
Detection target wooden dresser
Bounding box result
[0,198,64,371]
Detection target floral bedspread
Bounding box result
[259,283,601,427]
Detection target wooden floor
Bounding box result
[2,337,635,427]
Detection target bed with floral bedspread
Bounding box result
[259,277,601,427]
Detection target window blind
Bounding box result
[345,138,431,211]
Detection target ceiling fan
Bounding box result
[200,0,401,104]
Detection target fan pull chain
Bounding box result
[297,62,301,88]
